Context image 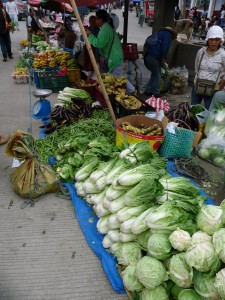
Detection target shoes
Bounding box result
[9,56,13,59]
[17,29,20,31]
[2,58,7,62]
[0,135,10,145]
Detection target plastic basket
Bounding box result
[33,67,60,88]
[74,80,96,98]
[12,73,29,84]
[122,43,139,60]
[158,127,195,159]
[67,68,81,84]
[37,71,68,92]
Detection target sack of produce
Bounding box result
[5,130,60,198]
[204,107,225,136]
[168,66,188,95]
[191,104,209,124]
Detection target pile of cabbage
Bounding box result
[74,141,225,300]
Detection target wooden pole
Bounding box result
[69,0,116,124]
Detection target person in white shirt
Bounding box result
[6,0,19,31]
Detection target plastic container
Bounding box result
[33,67,60,88]
[37,71,68,92]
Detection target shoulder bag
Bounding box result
[194,51,221,97]
[2,9,12,32]
[99,32,115,73]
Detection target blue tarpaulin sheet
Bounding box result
[65,161,215,294]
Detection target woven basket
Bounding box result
[159,127,195,159]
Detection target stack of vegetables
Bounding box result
[40,87,93,135]
[72,141,225,300]
[197,107,225,167]
[35,110,116,183]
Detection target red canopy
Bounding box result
[53,0,112,7]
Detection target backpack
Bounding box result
[143,33,160,56]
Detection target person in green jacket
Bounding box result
[86,9,135,94]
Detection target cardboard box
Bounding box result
[115,115,166,151]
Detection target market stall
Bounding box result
[6,0,225,299]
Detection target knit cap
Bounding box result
[205,25,224,42]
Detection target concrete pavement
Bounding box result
[0,20,130,300]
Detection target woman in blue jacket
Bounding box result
[143,27,177,97]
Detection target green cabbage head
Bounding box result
[169,229,191,251]
[197,205,223,235]
[121,264,143,292]
[185,242,218,272]
[169,253,193,288]
[213,228,225,263]
[136,256,167,289]
[147,233,172,260]
[193,271,219,299]
[191,231,212,245]
[140,285,169,300]
[214,268,225,299]
[178,289,202,300]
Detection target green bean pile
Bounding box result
[35,110,115,164]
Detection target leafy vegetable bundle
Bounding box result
[73,141,225,300]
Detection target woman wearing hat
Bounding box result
[143,27,177,97]
[191,25,225,110]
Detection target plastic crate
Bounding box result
[33,67,60,88]
[12,73,29,84]
[110,95,155,118]
[122,43,139,60]
[75,80,96,98]
[67,68,81,84]
[37,71,68,92]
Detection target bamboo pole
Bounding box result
[70,0,116,124]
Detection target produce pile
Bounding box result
[166,102,199,132]
[97,74,127,95]
[197,107,225,167]
[168,66,188,95]
[32,50,78,69]
[70,141,225,300]
[120,122,163,136]
[40,87,93,134]
[35,110,116,183]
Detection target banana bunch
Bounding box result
[115,94,142,110]
[98,74,127,95]
[19,39,31,47]
[33,60,48,68]
[67,58,77,69]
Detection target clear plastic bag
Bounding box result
[168,65,189,95]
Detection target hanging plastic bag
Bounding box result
[5,130,60,199]
[168,65,189,95]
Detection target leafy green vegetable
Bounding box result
[169,253,193,288]
[131,207,157,235]
[75,159,99,181]
[147,233,172,260]
[121,264,143,292]
[214,269,225,299]
[136,256,168,289]
[171,285,184,300]
[184,242,218,272]
[137,230,152,251]
[178,289,202,300]
[111,242,142,266]
[191,231,211,245]
[124,177,164,207]
[140,286,169,300]
[169,229,191,252]
[105,158,132,185]
[116,205,148,222]
[213,228,225,263]
[96,215,110,234]
[193,271,219,299]
[118,164,166,187]
[145,201,198,234]
[197,204,224,235]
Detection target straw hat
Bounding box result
[161,27,178,40]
